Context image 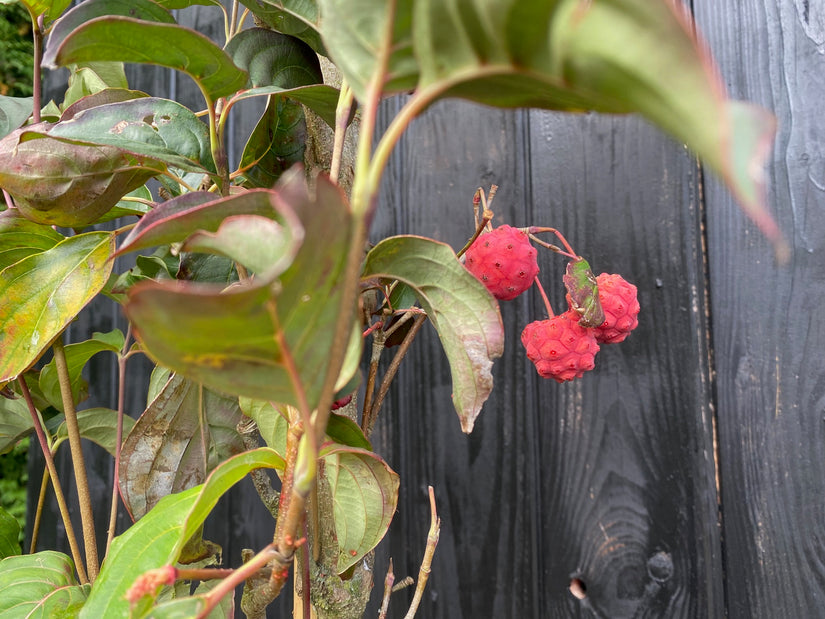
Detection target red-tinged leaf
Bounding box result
[0,232,116,382]
[124,169,359,412]
[0,126,163,227]
[0,552,88,617]
[115,189,299,257]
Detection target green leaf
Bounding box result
[563,258,604,328]
[115,189,294,257]
[119,374,246,520]
[326,413,371,451]
[362,235,504,433]
[235,0,324,54]
[237,98,307,190]
[53,16,248,102]
[0,96,33,139]
[230,84,342,128]
[0,551,88,617]
[317,0,416,100]
[225,27,322,89]
[0,396,32,456]
[50,407,136,457]
[62,62,129,110]
[0,231,116,382]
[79,448,285,618]
[22,98,216,174]
[414,0,781,256]
[38,330,124,411]
[0,505,21,559]
[320,0,781,255]
[320,443,399,573]
[124,169,360,411]
[43,0,176,69]
[17,0,72,23]
[181,213,302,277]
[0,126,164,227]
[0,209,64,273]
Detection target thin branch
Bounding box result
[366,313,427,438]
[31,15,43,123]
[196,544,279,619]
[106,327,132,556]
[533,276,555,319]
[403,487,441,619]
[377,559,395,619]
[53,337,99,581]
[18,378,88,584]
[29,462,50,553]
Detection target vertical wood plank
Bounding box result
[368,99,544,618]
[526,111,722,617]
[694,1,825,616]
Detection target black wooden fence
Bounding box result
[27,1,825,617]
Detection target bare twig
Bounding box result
[533,276,555,319]
[378,559,395,619]
[403,487,441,619]
[366,313,427,438]
[106,327,132,556]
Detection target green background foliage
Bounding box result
[0,3,34,97]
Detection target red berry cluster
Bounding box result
[463,220,640,383]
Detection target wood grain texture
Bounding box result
[694,1,825,616]
[365,98,722,617]
[526,111,721,618]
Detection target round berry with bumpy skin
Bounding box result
[521,311,600,382]
[592,273,640,344]
[464,225,539,301]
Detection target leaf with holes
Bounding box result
[362,235,503,433]
[119,374,246,520]
[0,232,115,382]
[22,98,216,174]
[79,448,284,618]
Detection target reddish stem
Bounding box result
[528,227,579,258]
[533,277,555,319]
